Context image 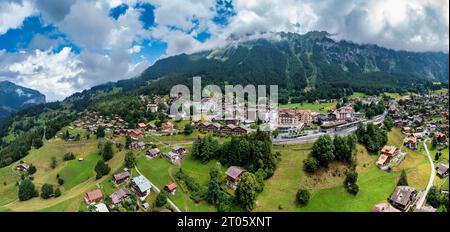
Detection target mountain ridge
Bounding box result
[0,81,46,122]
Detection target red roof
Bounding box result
[85,189,103,203]
[165,182,177,191]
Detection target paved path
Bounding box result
[415,140,435,210]
[134,166,181,212]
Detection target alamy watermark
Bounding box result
[170,76,279,131]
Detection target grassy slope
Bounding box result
[0,136,126,212]
[279,102,336,113]
[256,128,431,212]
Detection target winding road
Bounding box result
[415,140,435,210]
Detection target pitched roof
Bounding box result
[113,171,130,181]
[390,186,416,206]
[381,146,398,156]
[226,166,246,180]
[147,148,160,156]
[132,176,152,193]
[437,163,449,175]
[85,189,103,202]
[165,182,177,191]
[110,188,130,204]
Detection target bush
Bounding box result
[54,188,61,197]
[27,164,37,175]
[50,157,57,169]
[95,160,111,179]
[40,184,54,199]
[296,188,310,205]
[18,179,38,201]
[347,183,359,195]
[57,177,64,186]
[124,152,136,168]
[155,191,168,207]
[303,157,319,173]
[63,152,76,161]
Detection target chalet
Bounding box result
[146,123,157,132]
[226,166,246,190]
[165,151,182,165]
[129,141,146,151]
[206,123,221,132]
[172,146,186,155]
[84,189,103,205]
[376,146,400,168]
[164,182,177,195]
[110,188,130,205]
[232,126,251,135]
[220,124,235,135]
[413,133,423,140]
[197,122,210,131]
[381,145,400,157]
[137,123,147,129]
[129,129,144,139]
[402,127,412,134]
[403,135,418,150]
[435,132,447,144]
[131,176,152,197]
[388,106,400,115]
[147,103,158,113]
[16,163,30,172]
[436,164,449,178]
[146,148,160,159]
[112,171,131,185]
[371,203,400,212]
[161,122,174,133]
[389,186,417,211]
[394,120,404,128]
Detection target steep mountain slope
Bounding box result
[0,81,46,122]
[140,31,448,92]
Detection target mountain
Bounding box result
[0,31,448,167]
[138,31,448,99]
[0,81,46,122]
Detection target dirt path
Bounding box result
[416,140,435,210]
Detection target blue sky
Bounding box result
[0,0,448,101]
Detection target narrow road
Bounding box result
[134,166,181,212]
[416,140,435,210]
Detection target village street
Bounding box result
[415,140,436,210]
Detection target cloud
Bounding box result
[1,0,449,102]
[7,47,83,101]
[221,0,449,52]
[0,0,35,35]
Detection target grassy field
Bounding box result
[58,152,101,190]
[279,102,336,113]
[255,143,398,212]
[0,137,126,212]
[349,92,367,98]
[135,154,217,212]
[256,128,432,212]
